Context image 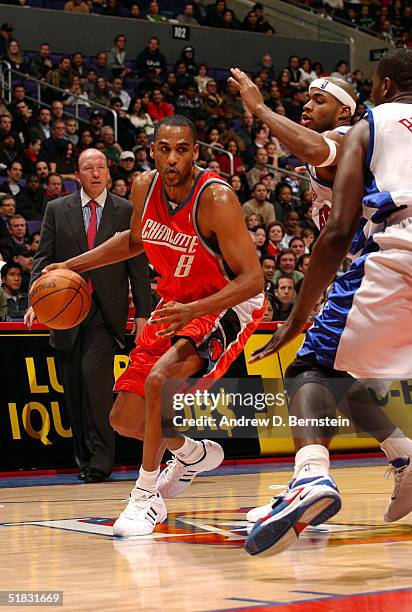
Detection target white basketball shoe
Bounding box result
[158,440,224,498]
[247,485,289,523]
[384,456,412,522]
[113,487,167,537]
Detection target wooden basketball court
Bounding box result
[1,458,412,611]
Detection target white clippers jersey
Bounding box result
[306,125,351,231]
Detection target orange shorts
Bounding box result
[114,294,265,397]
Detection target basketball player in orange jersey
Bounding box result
[44,115,265,536]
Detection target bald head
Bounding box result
[77,148,109,199]
[78,148,108,171]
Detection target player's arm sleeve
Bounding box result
[30,202,56,289]
[126,252,152,319]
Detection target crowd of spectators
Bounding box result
[0,11,381,322]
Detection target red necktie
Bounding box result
[86,200,97,293]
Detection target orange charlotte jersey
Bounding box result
[141,169,232,303]
[115,168,265,397]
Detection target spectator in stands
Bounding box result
[0,262,28,321]
[251,225,267,258]
[146,1,169,22]
[330,60,351,82]
[229,174,248,204]
[111,150,135,183]
[380,20,397,46]
[111,178,128,197]
[241,10,260,32]
[50,100,65,122]
[64,75,90,107]
[221,8,239,29]
[101,125,122,164]
[12,100,36,143]
[128,4,145,20]
[289,236,306,258]
[12,244,33,293]
[277,69,293,99]
[262,291,276,322]
[178,3,199,25]
[299,58,317,84]
[201,80,224,118]
[245,212,263,230]
[273,249,303,286]
[266,221,284,257]
[4,39,28,73]
[28,231,40,252]
[89,77,111,108]
[136,37,167,80]
[18,136,41,176]
[0,23,14,58]
[82,68,98,98]
[127,97,154,135]
[44,173,65,204]
[28,42,53,81]
[357,6,376,30]
[178,46,198,77]
[273,182,295,222]
[222,79,244,119]
[107,34,130,79]
[28,107,51,143]
[285,55,303,89]
[0,113,12,137]
[242,182,275,226]
[39,120,67,164]
[253,2,275,34]
[71,51,87,79]
[50,141,77,180]
[205,0,226,27]
[8,84,31,115]
[134,144,153,172]
[273,275,295,321]
[16,174,45,220]
[35,160,50,187]
[298,253,311,276]
[0,194,15,240]
[261,255,277,294]
[146,89,174,123]
[3,160,23,197]
[109,77,131,111]
[64,117,79,147]
[246,147,269,190]
[208,159,221,174]
[64,0,91,13]
[280,210,303,247]
[46,56,73,93]
[102,0,122,17]
[302,226,316,250]
[93,51,113,82]
[175,83,202,120]
[215,139,245,176]
[76,128,94,154]
[194,63,212,95]
[0,132,19,169]
[0,213,28,260]
[284,87,307,123]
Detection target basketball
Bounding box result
[30,269,91,330]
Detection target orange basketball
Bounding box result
[30,269,91,330]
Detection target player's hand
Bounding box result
[132,317,147,342]
[24,306,37,328]
[248,318,303,363]
[228,68,264,115]
[42,262,69,275]
[150,301,195,338]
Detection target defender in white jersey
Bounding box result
[232,53,412,557]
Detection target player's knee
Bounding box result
[145,368,168,397]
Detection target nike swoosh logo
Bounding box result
[299,491,310,500]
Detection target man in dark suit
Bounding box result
[25,149,151,483]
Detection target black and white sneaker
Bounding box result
[113,487,167,537]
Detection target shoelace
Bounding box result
[268,484,289,504]
[384,464,408,499]
[123,489,155,511]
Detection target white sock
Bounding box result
[136,466,160,493]
[293,444,330,481]
[174,437,204,464]
[380,428,412,462]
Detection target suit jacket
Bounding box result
[31,191,151,351]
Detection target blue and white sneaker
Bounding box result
[244,474,341,557]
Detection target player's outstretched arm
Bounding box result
[229,68,338,167]
[43,173,153,275]
[151,183,264,338]
[250,120,369,363]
